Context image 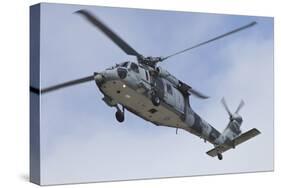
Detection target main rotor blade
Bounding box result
[235,100,245,114]
[162,21,257,61]
[76,10,141,57]
[32,75,95,94]
[221,97,232,117]
[188,88,209,99]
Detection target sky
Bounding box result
[38,3,274,185]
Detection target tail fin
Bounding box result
[220,98,244,140]
[221,119,242,140]
[206,128,261,159]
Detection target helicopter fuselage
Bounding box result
[95,61,223,146]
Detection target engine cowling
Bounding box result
[156,66,169,77]
[155,67,208,99]
[156,67,179,86]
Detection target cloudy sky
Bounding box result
[38,3,274,185]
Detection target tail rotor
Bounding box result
[235,100,245,114]
[221,97,244,122]
[221,97,232,119]
[220,97,244,140]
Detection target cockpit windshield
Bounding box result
[107,62,130,70]
[130,62,139,73]
[120,61,129,68]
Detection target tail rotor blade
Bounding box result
[221,97,232,117]
[235,100,245,114]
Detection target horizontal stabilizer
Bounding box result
[206,128,261,157]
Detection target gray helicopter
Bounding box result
[30,10,261,160]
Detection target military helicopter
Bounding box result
[30,10,261,160]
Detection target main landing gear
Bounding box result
[115,105,125,123]
[151,92,160,106]
[217,153,223,160]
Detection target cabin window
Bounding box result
[130,63,139,73]
[155,78,165,99]
[166,83,173,95]
[145,71,149,81]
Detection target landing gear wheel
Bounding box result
[217,153,223,160]
[115,110,124,123]
[151,94,160,106]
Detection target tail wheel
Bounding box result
[217,153,223,160]
[151,93,160,106]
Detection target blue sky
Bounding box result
[38,3,273,185]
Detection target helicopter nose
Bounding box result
[94,73,103,82]
[98,69,120,81]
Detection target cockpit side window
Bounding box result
[166,83,173,95]
[130,63,139,73]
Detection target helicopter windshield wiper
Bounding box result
[161,21,257,61]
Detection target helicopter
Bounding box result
[30,10,261,160]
